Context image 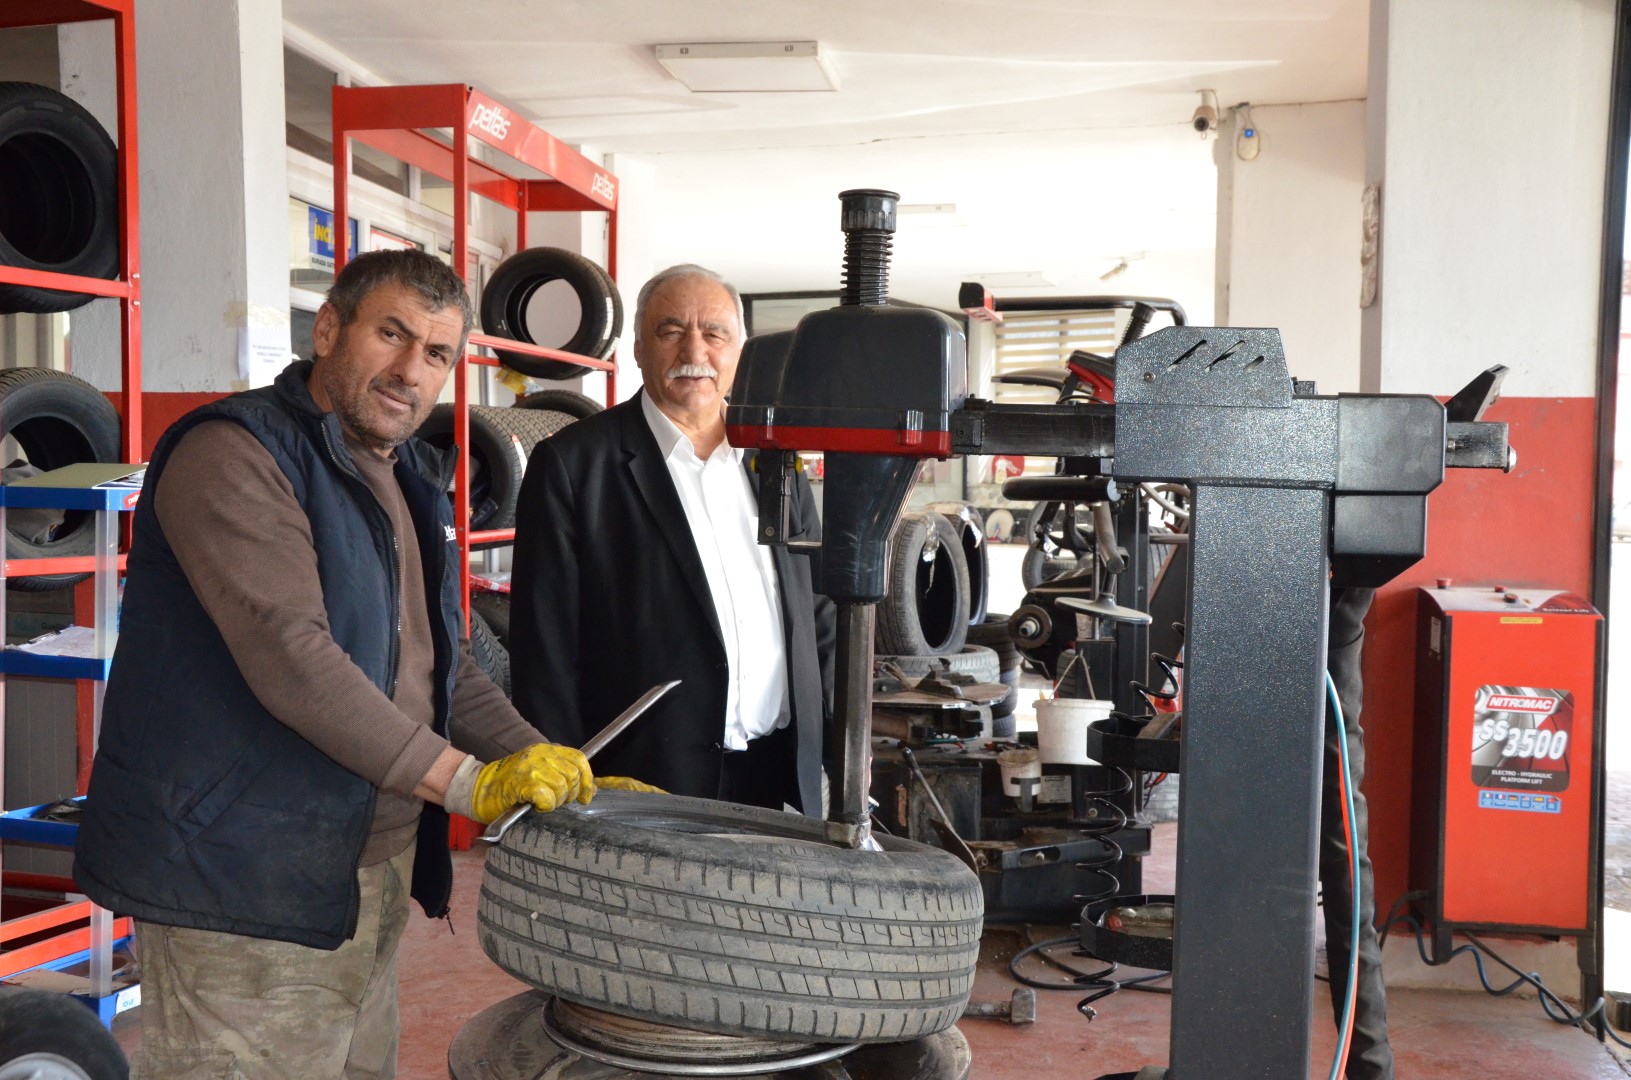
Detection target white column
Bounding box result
[1214,100,1367,393]
[66,0,290,394]
[605,152,657,404]
[1362,0,1612,398]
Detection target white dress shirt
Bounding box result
[641,393,790,750]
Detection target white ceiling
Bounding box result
[283,0,1369,312]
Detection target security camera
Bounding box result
[1192,90,1220,136]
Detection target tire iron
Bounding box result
[899,744,980,873]
[479,679,681,843]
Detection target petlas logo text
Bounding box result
[469,103,511,140]
[1486,695,1558,714]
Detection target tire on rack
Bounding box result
[0,985,127,1079]
[478,792,984,1043]
[876,511,970,657]
[414,404,573,531]
[470,590,511,649]
[513,388,604,420]
[1020,545,1081,592]
[0,83,120,314]
[926,502,988,626]
[0,368,123,592]
[967,612,1020,672]
[479,247,622,380]
[876,644,1001,685]
[468,608,510,698]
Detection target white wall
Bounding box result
[1362,0,1614,398]
[1215,100,1367,393]
[69,0,291,394]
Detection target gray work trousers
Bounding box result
[1321,587,1395,1080]
[131,844,415,1080]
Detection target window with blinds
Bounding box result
[992,309,1120,475]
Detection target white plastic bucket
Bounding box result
[997,747,1042,797]
[1035,697,1113,765]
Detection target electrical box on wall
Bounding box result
[1410,586,1603,961]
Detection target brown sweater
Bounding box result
[155,419,541,864]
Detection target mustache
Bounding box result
[370,378,420,410]
[666,364,716,379]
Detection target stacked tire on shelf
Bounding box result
[442,247,621,694]
[876,503,1017,733]
[0,84,128,593]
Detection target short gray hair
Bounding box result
[326,249,475,345]
[634,264,746,343]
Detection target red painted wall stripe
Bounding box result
[1365,395,1597,915]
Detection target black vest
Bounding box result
[74,361,463,950]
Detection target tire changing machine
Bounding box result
[449,190,1511,1079]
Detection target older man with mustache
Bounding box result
[75,250,652,1079]
[511,264,835,814]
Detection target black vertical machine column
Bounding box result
[1170,484,1329,1071]
[729,189,968,841]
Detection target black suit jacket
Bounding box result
[510,391,835,813]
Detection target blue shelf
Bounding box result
[0,484,139,514]
[0,652,111,680]
[0,798,82,846]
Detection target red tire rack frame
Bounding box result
[331,83,619,620]
[0,0,142,1012]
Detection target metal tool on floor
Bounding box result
[479,679,680,843]
[960,988,1037,1026]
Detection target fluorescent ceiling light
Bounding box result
[654,42,838,93]
[967,271,1054,289]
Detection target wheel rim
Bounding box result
[0,1052,96,1080]
[559,795,919,853]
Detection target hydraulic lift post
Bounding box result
[728,190,1512,1078]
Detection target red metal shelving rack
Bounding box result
[331,83,619,615]
[0,0,144,1019]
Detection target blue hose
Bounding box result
[1326,670,1361,1080]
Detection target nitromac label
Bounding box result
[1485,694,1555,713]
[1471,684,1572,795]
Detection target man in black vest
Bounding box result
[75,250,651,1079]
[511,265,834,815]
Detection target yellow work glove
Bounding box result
[595,776,665,794]
[469,743,594,824]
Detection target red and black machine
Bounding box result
[727,189,1513,1079]
[1412,586,1603,972]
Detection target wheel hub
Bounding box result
[448,991,972,1080]
[0,1052,95,1080]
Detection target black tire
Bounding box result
[1020,546,1082,591]
[876,644,1001,685]
[480,247,622,379]
[513,388,604,419]
[877,512,970,657]
[967,613,1021,672]
[470,590,510,649]
[0,83,120,314]
[469,608,510,698]
[0,368,123,592]
[414,404,573,530]
[0,986,127,1079]
[478,792,983,1043]
[927,502,988,626]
